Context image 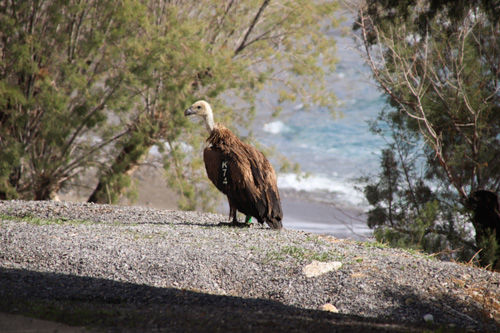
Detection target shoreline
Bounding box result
[280,189,372,241]
[59,163,373,240]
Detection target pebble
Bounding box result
[423,314,434,323]
[319,303,339,313]
[303,260,342,277]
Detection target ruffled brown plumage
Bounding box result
[185,101,283,229]
[205,125,282,229]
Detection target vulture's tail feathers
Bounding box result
[266,217,283,230]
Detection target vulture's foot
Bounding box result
[217,220,251,228]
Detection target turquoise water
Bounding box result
[206,16,388,237]
[256,24,387,210]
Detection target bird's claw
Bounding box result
[217,221,251,228]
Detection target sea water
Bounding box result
[254,18,388,239]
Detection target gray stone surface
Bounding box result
[0,200,499,331]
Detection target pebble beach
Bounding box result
[0,200,499,331]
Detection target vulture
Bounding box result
[184,100,283,230]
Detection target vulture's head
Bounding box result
[184,100,215,132]
[184,100,212,118]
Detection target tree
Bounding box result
[0,0,339,211]
[0,0,144,200]
[89,0,340,209]
[353,0,500,267]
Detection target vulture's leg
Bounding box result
[228,211,250,227]
[218,199,250,228]
[244,215,253,224]
[229,203,236,222]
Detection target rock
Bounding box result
[303,260,342,278]
[423,314,434,323]
[319,303,339,313]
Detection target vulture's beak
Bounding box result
[184,107,196,117]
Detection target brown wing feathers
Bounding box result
[204,126,283,229]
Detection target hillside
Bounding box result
[0,200,499,332]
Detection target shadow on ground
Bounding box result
[0,267,429,332]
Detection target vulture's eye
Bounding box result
[197,106,201,109]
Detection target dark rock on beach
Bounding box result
[0,200,499,332]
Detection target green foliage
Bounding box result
[0,213,91,226]
[355,0,500,266]
[89,0,340,209]
[266,245,341,264]
[0,0,147,199]
[360,240,390,249]
[358,118,478,262]
[372,200,437,250]
[478,231,500,269]
[0,0,339,211]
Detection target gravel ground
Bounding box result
[0,200,499,332]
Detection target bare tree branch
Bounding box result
[234,0,270,56]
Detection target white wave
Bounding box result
[150,141,193,156]
[278,173,365,206]
[293,103,304,110]
[263,121,291,134]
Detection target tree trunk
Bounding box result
[88,130,153,204]
[33,173,60,201]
